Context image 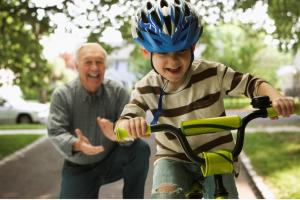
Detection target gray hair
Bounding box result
[74,43,108,64]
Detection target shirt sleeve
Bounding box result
[115,86,131,120]
[216,64,267,98]
[119,85,149,120]
[47,87,77,158]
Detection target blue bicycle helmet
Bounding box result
[131,0,203,53]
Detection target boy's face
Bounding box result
[152,49,192,85]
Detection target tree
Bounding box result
[0,0,69,100]
[201,23,266,73]
[233,0,300,51]
[0,0,139,100]
[2,0,298,100]
[129,46,151,79]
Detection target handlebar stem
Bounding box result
[151,124,204,164]
[232,109,268,157]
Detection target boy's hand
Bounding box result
[73,129,105,155]
[271,97,295,118]
[117,117,148,139]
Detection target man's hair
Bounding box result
[74,43,107,64]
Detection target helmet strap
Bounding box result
[150,52,159,74]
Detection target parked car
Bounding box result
[0,96,49,124]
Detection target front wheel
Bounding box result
[17,114,33,124]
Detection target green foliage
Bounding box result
[0,0,66,100]
[201,23,266,73]
[2,0,298,101]
[200,22,292,86]
[244,132,300,198]
[251,47,293,87]
[129,45,152,78]
[0,134,42,160]
[224,97,250,109]
[233,0,300,51]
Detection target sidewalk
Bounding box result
[0,136,259,199]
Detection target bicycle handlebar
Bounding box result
[117,98,300,140]
[116,97,300,175]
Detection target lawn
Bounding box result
[224,97,250,109]
[0,124,46,130]
[0,134,43,160]
[244,131,300,198]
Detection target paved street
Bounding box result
[1,109,299,198]
[0,135,258,199]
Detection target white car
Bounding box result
[0,96,49,124]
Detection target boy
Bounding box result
[99,0,295,198]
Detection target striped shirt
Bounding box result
[120,59,265,162]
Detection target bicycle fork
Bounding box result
[214,174,228,199]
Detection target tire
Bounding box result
[17,114,33,124]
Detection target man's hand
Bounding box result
[73,129,105,155]
[97,117,117,141]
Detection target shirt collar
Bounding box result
[75,78,103,103]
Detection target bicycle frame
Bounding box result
[116,96,300,198]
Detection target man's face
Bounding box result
[152,49,191,85]
[76,44,106,93]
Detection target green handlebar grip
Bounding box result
[181,115,242,136]
[267,101,300,118]
[116,125,151,142]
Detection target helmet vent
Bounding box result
[141,11,148,23]
[164,16,172,35]
[151,11,162,28]
[174,0,181,5]
[146,1,153,10]
[174,6,180,26]
[184,3,190,16]
[160,0,169,8]
[137,29,144,40]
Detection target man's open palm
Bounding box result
[74,129,105,155]
[97,117,117,141]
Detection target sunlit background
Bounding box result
[1,0,300,198]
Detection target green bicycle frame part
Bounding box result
[180,115,241,136]
[200,150,233,177]
[115,101,300,141]
[116,126,151,141]
[267,99,300,117]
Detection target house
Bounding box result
[277,50,300,97]
[106,45,136,89]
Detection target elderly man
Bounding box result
[48,43,150,199]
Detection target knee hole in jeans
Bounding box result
[155,183,182,193]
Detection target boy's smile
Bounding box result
[163,66,184,81]
[166,66,181,73]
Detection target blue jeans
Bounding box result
[151,159,238,199]
[60,139,150,199]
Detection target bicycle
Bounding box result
[116,96,300,198]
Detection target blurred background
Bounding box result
[1,0,300,198]
[1,0,300,105]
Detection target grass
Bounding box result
[0,124,46,130]
[0,134,43,160]
[224,97,250,109]
[244,132,300,198]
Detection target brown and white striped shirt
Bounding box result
[120,59,265,162]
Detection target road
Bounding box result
[0,136,258,199]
